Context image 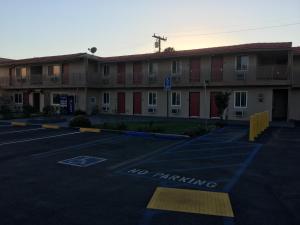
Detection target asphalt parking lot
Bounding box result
[0,123,299,225]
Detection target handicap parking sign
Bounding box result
[58,156,107,167]
[164,76,172,90]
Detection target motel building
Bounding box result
[0,42,300,121]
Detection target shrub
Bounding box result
[74,109,86,116]
[116,122,127,130]
[69,115,91,128]
[0,105,12,119]
[183,125,208,137]
[22,105,35,117]
[43,105,56,116]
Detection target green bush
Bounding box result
[183,125,208,137]
[74,109,86,116]
[43,105,56,116]
[0,105,12,119]
[69,115,91,128]
[22,105,35,117]
[116,122,127,130]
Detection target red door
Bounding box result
[211,56,223,81]
[117,63,126,84]
[117,92,125,113]
[190,58,201,82]
[133,62,142,84]
[133,92,142,114]
[210,92,220,118]
[189,92,200,117]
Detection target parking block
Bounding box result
[79,127,101,133]
[11,121,28,126]
[42,124,60,129]
[147,187,234,217]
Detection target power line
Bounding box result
[168,22,300,38]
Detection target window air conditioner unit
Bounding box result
[102,106,109,112]
[51,76,59,82]
[148,107,156,113]
[235,110,246,118]
[236,72,246,80]
[171,108,180,114]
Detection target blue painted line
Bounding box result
[166,146,253,154]
[144,152,249,164]
[138,209,159,225]
[166,163,242,172]
[222,144,262,192]
[223,217,235,225]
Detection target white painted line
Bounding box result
[0,131,80,146]
[0,128,45,135]
[31,134,121,158]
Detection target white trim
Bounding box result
[148,91,157,107]
[234,91,248,108]
[171,91,181,107]
[102,92,110,105]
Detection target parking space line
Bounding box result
[31,134,125,158]
[167,145,253,154]
[0,131,80,146]
[0,127,45,135]
[144,152,249,164]
[165,163,242,172]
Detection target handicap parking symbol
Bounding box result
[58,156,107,167]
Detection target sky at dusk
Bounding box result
[0,0,299,59]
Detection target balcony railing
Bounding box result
[256,65,289,80]
[1,73,86,88]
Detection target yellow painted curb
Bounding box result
[79,127,101,133]
[11,122,28,126]
[42,124,60,129]
[147,187,234,217]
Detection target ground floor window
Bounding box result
[103,92,110,105]
[14,93,23,104]
[52,93,61,105]
[89,97,96,104]
[171,91,181,106]
[234,91,247,108]
[148,92,157,106]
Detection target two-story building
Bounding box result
[0,42,299,121]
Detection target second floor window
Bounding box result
[103,92,110,105]
[148,92,157,106]
[171,92,181,106]
[48,65,61,76]
[14,93,23,104]
[234,91,247,108]
[236,55,249,71]
[171,60,180,74]
[148,62,157,75]
[16,67,27,79]
[103,64,110,76]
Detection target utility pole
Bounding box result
[152,34,167,52]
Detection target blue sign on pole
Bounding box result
[164,76,172,90]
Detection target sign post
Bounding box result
[164,76,172,118]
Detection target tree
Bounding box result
[215,92,231,120]
[164,47,175,53]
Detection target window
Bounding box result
[48,65,61,76]
[103,64,110,76]
[52,93,61,105]
[148,62,157,75]
[16,67,27,79]
[89,97,96,103]
[14,93,23,104]
[171,60,180,74]
[236,56,249,71]
[171,92,181,106]
[148,92,157,106]
[234,91,247,108]
[103,92,110,105]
